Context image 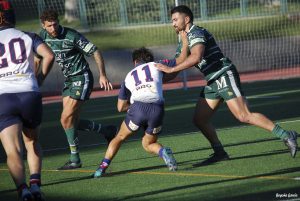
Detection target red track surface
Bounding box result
[42,66,300,104]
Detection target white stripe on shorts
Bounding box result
[81,71,90,100]
[226,70,241,97]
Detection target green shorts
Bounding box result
[200,66,244,101]
[62,70,94,101]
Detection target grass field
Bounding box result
[1,78,300,201]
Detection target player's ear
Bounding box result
[184,15,190,25]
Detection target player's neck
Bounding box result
[185,23,193,32]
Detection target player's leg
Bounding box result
[0,93,33,200]
[142,133,160,154]
[58,96,83,170]
[193,95,229,162]
[77,119,118,144]
[141,102,177,170]
[227,96,298,157]
[93,121,134,178]
[0,124,33,200]
[19,91,44,200]
[142,133,177,171]
[22,127,44,201]
[70,71,117,143]
[223,68,297,157]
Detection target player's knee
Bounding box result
[60,114,72,128]
[6,147,22,159]
[60,115,67,126]
[141,139,150,151]
[142,143,150,153]
[236,113,250,124]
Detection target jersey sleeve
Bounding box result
[118,81,131,100]
[74,31,97,57]
[39,29,46,41]
[188,29,206,49]
[25,32,44,54]
[174,37,182,58]
[157,59,176,67]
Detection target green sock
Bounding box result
[65,128,80,163]
[78,119,101,133]
[272,124,289,140]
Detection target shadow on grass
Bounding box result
[116,167,300,201]
[191,148,290,168]
[0,193,113,201]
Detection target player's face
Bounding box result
[42,20,59,38]
[171,12,188,33]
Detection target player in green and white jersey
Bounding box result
[156,5,298,162]
[36,10,117,170]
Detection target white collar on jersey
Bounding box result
[187,24,195,33]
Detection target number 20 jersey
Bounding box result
[0,27,43,94]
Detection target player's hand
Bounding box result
[99,75,113,91]
[155,63,174,74]
[179,30,188,46]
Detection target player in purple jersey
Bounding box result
[156,5,298,163]
[0,1,54,200]
[92,31,188,178]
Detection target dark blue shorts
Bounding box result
[125,101,164,135]
[0,92,42,132]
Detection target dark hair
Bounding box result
[0,0,16,26]
[171,5,194,24]
[40,9,58,23]
[132,47,154,63]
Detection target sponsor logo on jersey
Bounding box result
[62,41,73,49]
[56,52,67,60]
[76,91,81,96]
[0,70,20,78]
[136,84,152,91]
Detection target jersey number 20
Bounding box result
[0,38,27,68]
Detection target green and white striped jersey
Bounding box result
[175,25,228,81]
[40,26,97,77]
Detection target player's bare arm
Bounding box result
[156,43,205,74]
[117,99,130,112]
[93,49,113,91]
[35,43,55,86]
